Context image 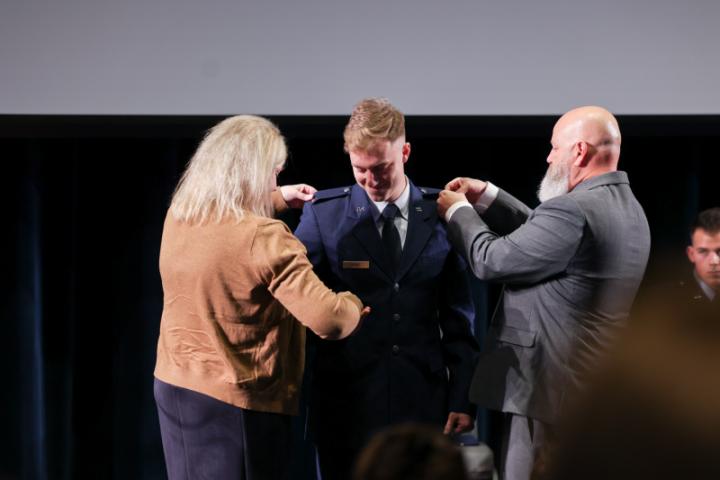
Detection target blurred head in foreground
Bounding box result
[353,424,469,480]
[541,298,720,480]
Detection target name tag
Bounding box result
[342,260,370,270]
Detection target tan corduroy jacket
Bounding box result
[154,194,362,415]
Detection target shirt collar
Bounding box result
[694,271,717,301]
[573,171,629,192]
[370,177,410,222]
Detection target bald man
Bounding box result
[436,107,651,480]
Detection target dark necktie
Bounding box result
[381,203,402,273]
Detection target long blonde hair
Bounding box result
[170,115,287,224]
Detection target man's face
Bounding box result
[687,228,720,291]
[538,123,574,202]
[349,138,410,202]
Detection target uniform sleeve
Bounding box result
[293,201,327,268]
[252,220,362,340]
[438,251,480,415]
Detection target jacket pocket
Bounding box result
[496,325,537,348]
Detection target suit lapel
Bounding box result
[397,184,436,281]
[348,185,395,280]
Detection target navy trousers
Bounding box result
[154,378,291,480]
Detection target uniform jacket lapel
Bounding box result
[397,183,436,281]
[348,185,395,280]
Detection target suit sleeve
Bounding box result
[439,249,481,416]
[480,189,533,236]
[448,195,586,285]
[253,221,361,340]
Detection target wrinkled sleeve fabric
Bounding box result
[447,194,586,285]
[479,189,533,236]
[252,220,361,339]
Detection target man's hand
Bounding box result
[279,184,317,209]
[443,412,474,435]
[437,189,468,220]
[445,177,488,205]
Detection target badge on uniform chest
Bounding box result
[342,260,370,269]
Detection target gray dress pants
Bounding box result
[500,413,547,480]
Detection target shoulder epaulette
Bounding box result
[312,186,352,203]
[418,186,441,198]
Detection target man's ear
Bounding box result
[402,142,411,163]
[573,141,591,167]
[687,245,696,264]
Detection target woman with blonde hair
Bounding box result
[153,115,366,480]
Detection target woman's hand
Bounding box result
[279,184,318,209]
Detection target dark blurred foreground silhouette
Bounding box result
[537,291,719,480]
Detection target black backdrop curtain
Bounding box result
[2,115,718,479]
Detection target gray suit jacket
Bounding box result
[447,171,650,423]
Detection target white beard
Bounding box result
[537,161,570,202]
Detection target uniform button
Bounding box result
[392,345,400,355]
[393,283,400,292]
[393,313,401,322]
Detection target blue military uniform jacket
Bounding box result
[295,181,479,449]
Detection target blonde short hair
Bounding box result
[343,97,405,153]
[170,115,287,224]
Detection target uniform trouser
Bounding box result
[500,413,548,480]
[154,378,291,480]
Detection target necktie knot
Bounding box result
[382,203,400,221]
